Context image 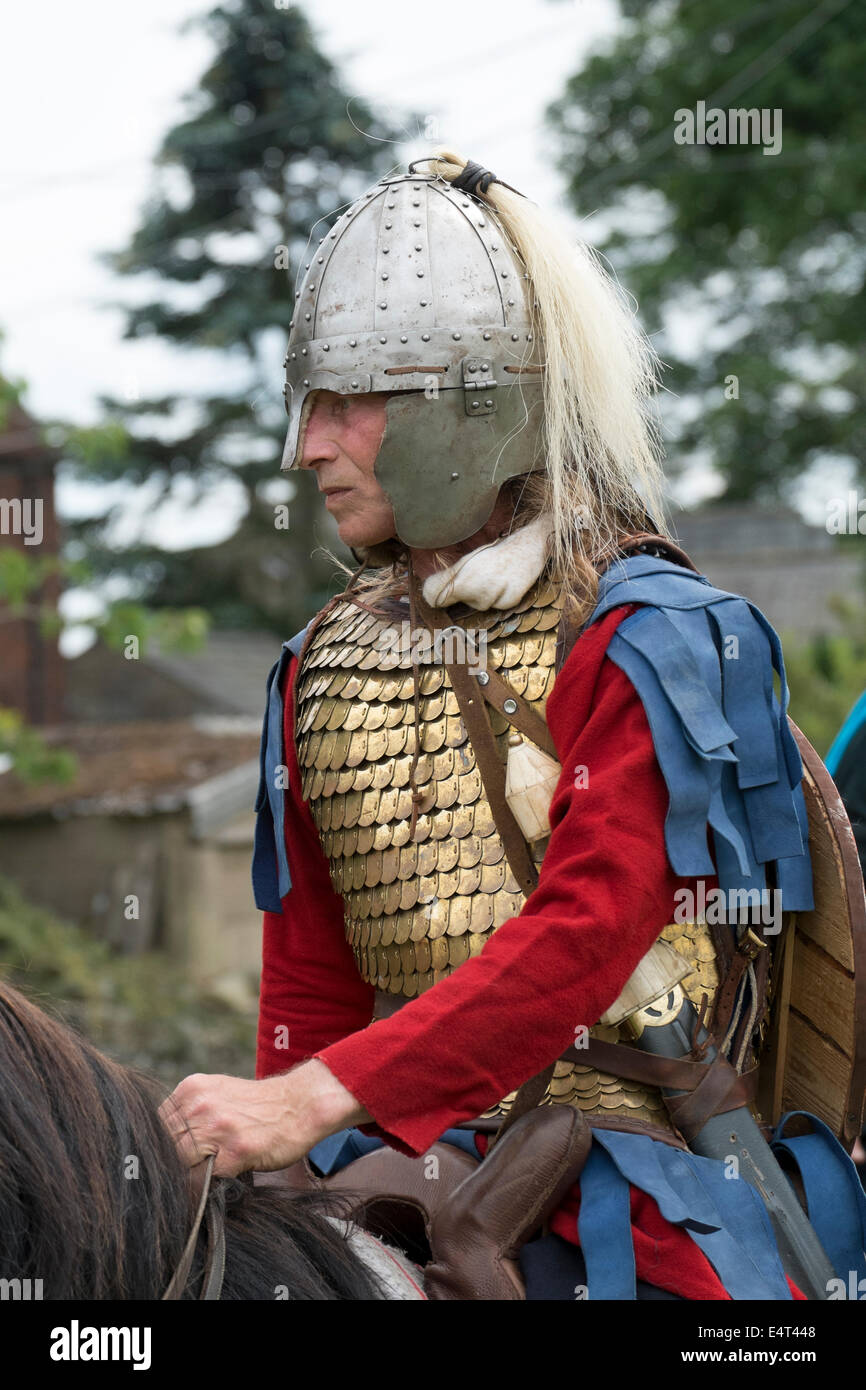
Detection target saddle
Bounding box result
[255,1105,591,1299]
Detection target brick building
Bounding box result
[0,391,64,723]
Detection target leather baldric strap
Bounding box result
[555,1037,759,1146]
[411,582,540,899]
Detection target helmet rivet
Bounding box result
[291,351,297,359]
[451,472,460,480]
[379,336,387,344]
[381,272,389,280]
[491,243,498,251]
[349,338,357,347]
[453,332,461,340]
[318,255,324,263]
[304,262,310,269]
[303,379,309,387]
[476,671,490,686]
[387,201,395,209]
[470,401,480,410]
[413,184,420,190]
[412,200,420,206]
[322,343,329,351]
[420,299,428,306]
[421,332,430,341]
[503,698,518,715]
[461,200,469,207]
[507,299,515,306]
[527,334,533,341]
[301,347,308,354]
[294,291,300,299]
[330,230,337,238]
[385,222,393,230]
[415,244,422,251]
[379,301,387,309]
[482,331,491,340]
[382,247,390,254]
[501,270,509,278]
[481,363,489,371]
[511,334,519,341]
[289,320,294,329]
[351,380,359,389]
[400,334,408,343]
[478,220,485,227]
[484,399,493,407]
[416,270,424,277]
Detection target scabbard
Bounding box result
[633,994,836,1301]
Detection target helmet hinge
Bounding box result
[462,356,498,416]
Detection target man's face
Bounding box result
[298,390,396,549]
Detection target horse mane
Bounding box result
[0,979,382,1300]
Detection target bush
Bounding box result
[0,876,256,1086]
[782,600,866,757]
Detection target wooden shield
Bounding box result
[758,721,866,1147]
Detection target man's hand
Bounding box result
[159,1059,372,1177]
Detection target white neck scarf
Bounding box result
[421,514,554,611]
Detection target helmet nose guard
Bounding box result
[281,171,545,548]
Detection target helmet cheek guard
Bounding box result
[375,380,544,549]
[281,172,544,550]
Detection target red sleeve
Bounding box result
[255,656,374,1080]
[315,605,690,1155]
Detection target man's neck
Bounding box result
[407,495,515,581]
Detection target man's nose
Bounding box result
[298,398,339,471]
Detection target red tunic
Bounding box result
[255,604,802,1301]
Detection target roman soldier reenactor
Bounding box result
[164,150,866,1300]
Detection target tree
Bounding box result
[546,0,866,503]
[68,0,405,633]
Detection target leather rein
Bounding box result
[162,1154,227,1301]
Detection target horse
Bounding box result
[0,978,424,1300]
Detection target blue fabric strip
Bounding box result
[576,1142,637,1300]
[771,1111,866,1284]
[593,1130,792,1300]
[250,626,310,912]
[251,653,288,912]
[307,1125,480,1176]
[589,556,814,912]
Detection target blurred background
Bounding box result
[0,0,863,1082]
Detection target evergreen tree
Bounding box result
[68,0,404,632]
[547,0,866,503]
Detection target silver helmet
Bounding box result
[281,168,545,549]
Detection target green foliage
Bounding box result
[0,875,256,1084]
[0,548,59,607]
[547,0,866,502]
[783,601,866,755]
[0,708,77,784]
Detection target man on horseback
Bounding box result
[164,150,866,1300]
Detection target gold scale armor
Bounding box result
[295,578,720,1135]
